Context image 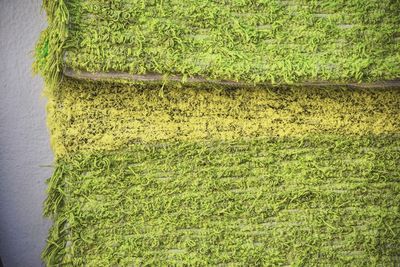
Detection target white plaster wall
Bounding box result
[0,0,52,266]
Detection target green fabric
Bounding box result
[41,79,400,266]
[46,78,400,156]
[35,0,400,266]
[36,0,400,85]
[45,136,400,266]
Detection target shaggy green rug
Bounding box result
[36,0,400,85]
[35,0,400,266]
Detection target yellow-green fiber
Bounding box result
[36,0,400,85]
[44,136,400,266]
[48,79,400,156]
[35,0,400,266]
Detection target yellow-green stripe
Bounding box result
[47,79,400,156]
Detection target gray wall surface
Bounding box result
[0,1,52,266]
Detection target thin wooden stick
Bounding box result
[64,68,400,88]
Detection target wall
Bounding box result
[0,0,52,266]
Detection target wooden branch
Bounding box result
[63,68,400,89]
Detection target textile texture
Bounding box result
[35,0,400,266]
